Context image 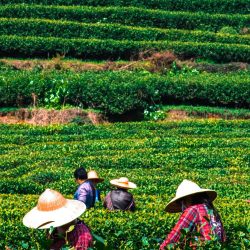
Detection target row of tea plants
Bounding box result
[0,70,249,112]
[0,120,249,249]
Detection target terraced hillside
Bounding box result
[0,1,249,249]
[0,0,249,61]
[0,120,250,249]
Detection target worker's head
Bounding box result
[74,167,87,184]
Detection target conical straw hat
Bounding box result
[23,189,86,229]
[110,177,137,189]
[165,180,217,213]
[87,170,104,183]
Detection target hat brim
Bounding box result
[110,179,137,189]
[165,189,217,213]
[88,178,104,183]
[23,199,86,229]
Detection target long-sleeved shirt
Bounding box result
[160,204,226,249]
[50,220,93,250]
[74,180,95,209]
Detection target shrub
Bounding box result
[0,5,248,31]
[144,105,166,121]
[219,26,238,35]
[0,35,250,62]
[0,18,249,45]
[0,120,249,249]
[0,70,249,112]
[0,0,249,14]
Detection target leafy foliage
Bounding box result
[144,105,166,121]
[0,5,248,32]
[0,18,249,45]
[0,35,250,62]
[0,70,249,112]
[0,120,249,249]
[1,0,249,14]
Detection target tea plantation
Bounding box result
[0,0,250,249]
[0,0,249,61]
[0,121,249,249]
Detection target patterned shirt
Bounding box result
[160,204,226,249]
[74,180,95,209]
[50,220,93,250]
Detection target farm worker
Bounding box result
[74,167,96,209]
[23,189,93,250]
[160,180,226,249]
[103,177,136,211]
[87,170,104,202]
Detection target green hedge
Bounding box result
[0,5,249,31]
[0,70,249,113]
[1,18,250,45]
[0,0,249,14]
[0,120,249,249]
[1,196,249,249]
[1,35,250,63]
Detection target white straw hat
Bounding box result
[110,177,137,189]
[87,170,104,183]
[23,189,86,229]
[165,179,217,213]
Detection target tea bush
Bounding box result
[0,70,249,112]
[0,120,249,249]
[1,35,250,62]
[0,4,248,62]
[1,0,249,14]
[0,0,249,247]
[1,18,249,45]
[219,26,238,35]
[0,5,248,31]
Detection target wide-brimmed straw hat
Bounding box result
[165,179,217,213]
[23,189,86,229]
[87,170,104,183]
[110,177,137,189]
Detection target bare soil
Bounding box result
[0,108,106,125]
[167,110,190,120]
[1,58,249,73]
[0,59,140,72]
[166,110,248,120]
[0,108,248,125]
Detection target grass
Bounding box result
[162,105,250,119]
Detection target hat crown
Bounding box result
[37,189,67,211]
[110,177,136,189]
[175,180,202,198]
[88,170,99,179]
[118,177,129,184]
